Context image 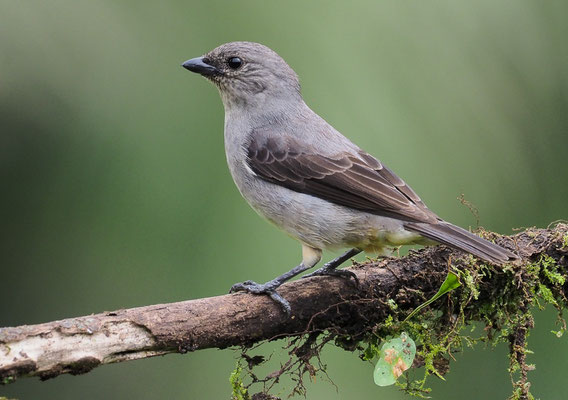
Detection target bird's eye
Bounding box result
[227,57,242,69]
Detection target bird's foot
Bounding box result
[229,280,291,315]
[302,266,359,286]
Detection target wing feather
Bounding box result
[246,135,438,223]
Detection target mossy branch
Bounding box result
[1,224,567,399]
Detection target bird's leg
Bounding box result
[229,245,322,315]
[229,263,311,315]
[302,248,362,284]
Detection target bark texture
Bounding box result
[1,224,566,383]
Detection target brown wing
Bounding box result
[247,136,439,224]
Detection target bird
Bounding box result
[181,41,518,314]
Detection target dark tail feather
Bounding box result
[405,221,518,264]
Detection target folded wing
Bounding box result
[246,135,439,224]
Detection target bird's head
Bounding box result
[182,42,302,110]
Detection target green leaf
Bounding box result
[373,332,416,386]
[404,272,461,322]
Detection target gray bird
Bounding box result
[181,41,517,314]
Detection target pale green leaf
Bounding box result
[373,332,416,386]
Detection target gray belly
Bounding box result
[233,169,421,252]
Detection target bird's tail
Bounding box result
[404,221,518,264]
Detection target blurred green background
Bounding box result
[1,0,567,399]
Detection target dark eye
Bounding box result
[227,57,242,69]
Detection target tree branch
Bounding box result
[1,224,567,384]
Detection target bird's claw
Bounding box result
[229,280,291,315]
[229,280,257,293]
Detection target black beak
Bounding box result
[181,57,219,76]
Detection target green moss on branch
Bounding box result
[238,224,568,399]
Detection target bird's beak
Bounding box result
[181,57,219,76]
